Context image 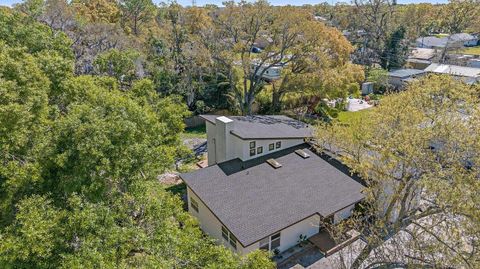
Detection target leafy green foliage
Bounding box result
[0,9,273,269]
[94,49,141,86]
[366,67,389,93]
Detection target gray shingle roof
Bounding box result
[181,144,365,247]
[200,115,314,139]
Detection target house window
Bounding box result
[250,148,256,156]
[259,237,269,251]
[250,141,256,149]
[259,233,281,252]
[221,226,237,249]
[271,233,281,249]
[229,233,238,249]
[190,198,199,212]
[269,143,275,151]
[221,226,229,241]
[257,146,263,154]
[276,141,281,149]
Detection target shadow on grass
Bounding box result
[182,125,207,139]
[166,183,188,210]
[166,182,186,197]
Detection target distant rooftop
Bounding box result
[389,68,426,78]
[449,33,477,42]
[181,144,364,247]
[410,48,436,60]
[416,36,448,48]
[200,115,314,139]
[425,63,480,78]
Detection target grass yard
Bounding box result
[459,46,480,56]
[337,109,372,124]
[433,33,449,38]
[181,124,207,139]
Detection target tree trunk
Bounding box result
[272,89,282,113]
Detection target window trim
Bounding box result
[259,232,281,252]
[269,143,275,151]
[275,141,281,149]
[221,226,237,250]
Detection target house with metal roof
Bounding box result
[180,115,365,255]
[425,63,480,84]
[416,33,478,49]
[449,33,478,47]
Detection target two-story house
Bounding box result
[180,115,365,255]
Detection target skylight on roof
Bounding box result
[295,149,310,159]
[266,158,282,169]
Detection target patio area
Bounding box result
[276,230,361,269]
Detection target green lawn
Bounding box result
[459,46,480,56]
[181,125,206,139]
[337,109,372,124]
[433,33,449,38]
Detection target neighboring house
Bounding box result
[416,34,478,49]
[180,115,365,255]
[449,33,478,47]
[388,69,427,89]
[406,48,436,69]
[250,62,283,81]
[425,63,480,84]
[467,58,480,68]
[416,36,448,49]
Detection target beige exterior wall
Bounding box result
[187,185,326,255]
[187,187,239,252]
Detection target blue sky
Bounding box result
[0,0,448,7]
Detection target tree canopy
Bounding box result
[0,8,274,268]
[316,75,480,268]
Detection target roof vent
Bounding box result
[266,158,282,169]
[295,149,310,159]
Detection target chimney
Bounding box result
[214,116,234,164]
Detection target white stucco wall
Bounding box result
[206,117,305,165]
[240,215,321,254]
[333,204,355,224]
[274,214,320,253]
[238,138,304,161]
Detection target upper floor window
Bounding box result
[276,141,281,149]
[190,198,199,212]
[250,141,256,149]
[269,143,275,151]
